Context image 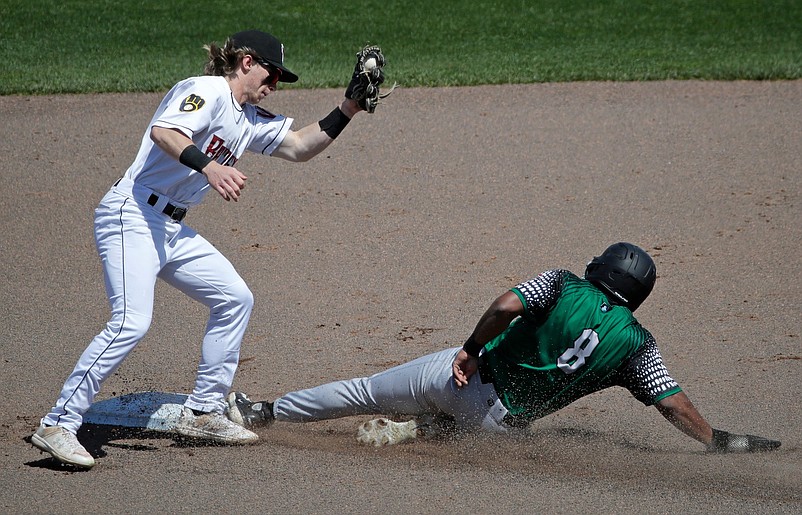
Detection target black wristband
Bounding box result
[462,335,483,358]
[319,107,351,139]
[179,145,213,173]
[710,428,730,452]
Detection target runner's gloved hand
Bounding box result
[707,428,781,453]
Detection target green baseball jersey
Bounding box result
[482,270,681,422]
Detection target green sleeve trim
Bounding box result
[653,386,683,404]
[511,288,526,308]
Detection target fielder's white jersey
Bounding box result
[123,75,293,205]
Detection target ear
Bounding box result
[242,54,258,71]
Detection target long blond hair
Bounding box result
[203,38,255,76]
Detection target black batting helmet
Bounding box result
[584,242,656,312]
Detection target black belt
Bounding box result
[147,193,187,222]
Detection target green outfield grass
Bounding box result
[1,0,800,95]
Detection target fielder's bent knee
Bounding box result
[231,282,254,312]
[212,280,253,315]
[106,311,152,342]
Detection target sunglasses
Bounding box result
[255,58,282,86]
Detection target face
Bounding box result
[244,55,282,104]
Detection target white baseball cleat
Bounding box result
[31,423,95,468]
[174,407,258,445]
[356,418,421,446]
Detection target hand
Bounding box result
[203,162,247,201]
[707,428,781,453]
[452,349,478,388]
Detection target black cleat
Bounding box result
[226,392,274,428]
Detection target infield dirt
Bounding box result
[1,81,800,513]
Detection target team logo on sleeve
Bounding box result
[180,94,206,112]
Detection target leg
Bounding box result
[274,347,508,432]
[273,347,460,422]
[159,224,253,415]
[42,196,161,433]
[34,195,164,467]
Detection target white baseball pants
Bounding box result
[274,347,510,432]
[42,179,253,433]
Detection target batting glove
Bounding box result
[707,428,781,453]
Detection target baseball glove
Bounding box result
[345,45,395,113]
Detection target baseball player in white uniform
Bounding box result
[30,30,374,468]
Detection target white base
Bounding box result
[84,392,188,431]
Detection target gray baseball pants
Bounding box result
[273,347,510,432]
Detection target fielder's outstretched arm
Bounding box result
[272,98,362,162]
[272,45,389,162]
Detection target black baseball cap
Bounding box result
[230,30,298,83]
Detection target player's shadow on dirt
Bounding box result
[79,423,229,450]
[23,423,227,470]
[23,424,171,471]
